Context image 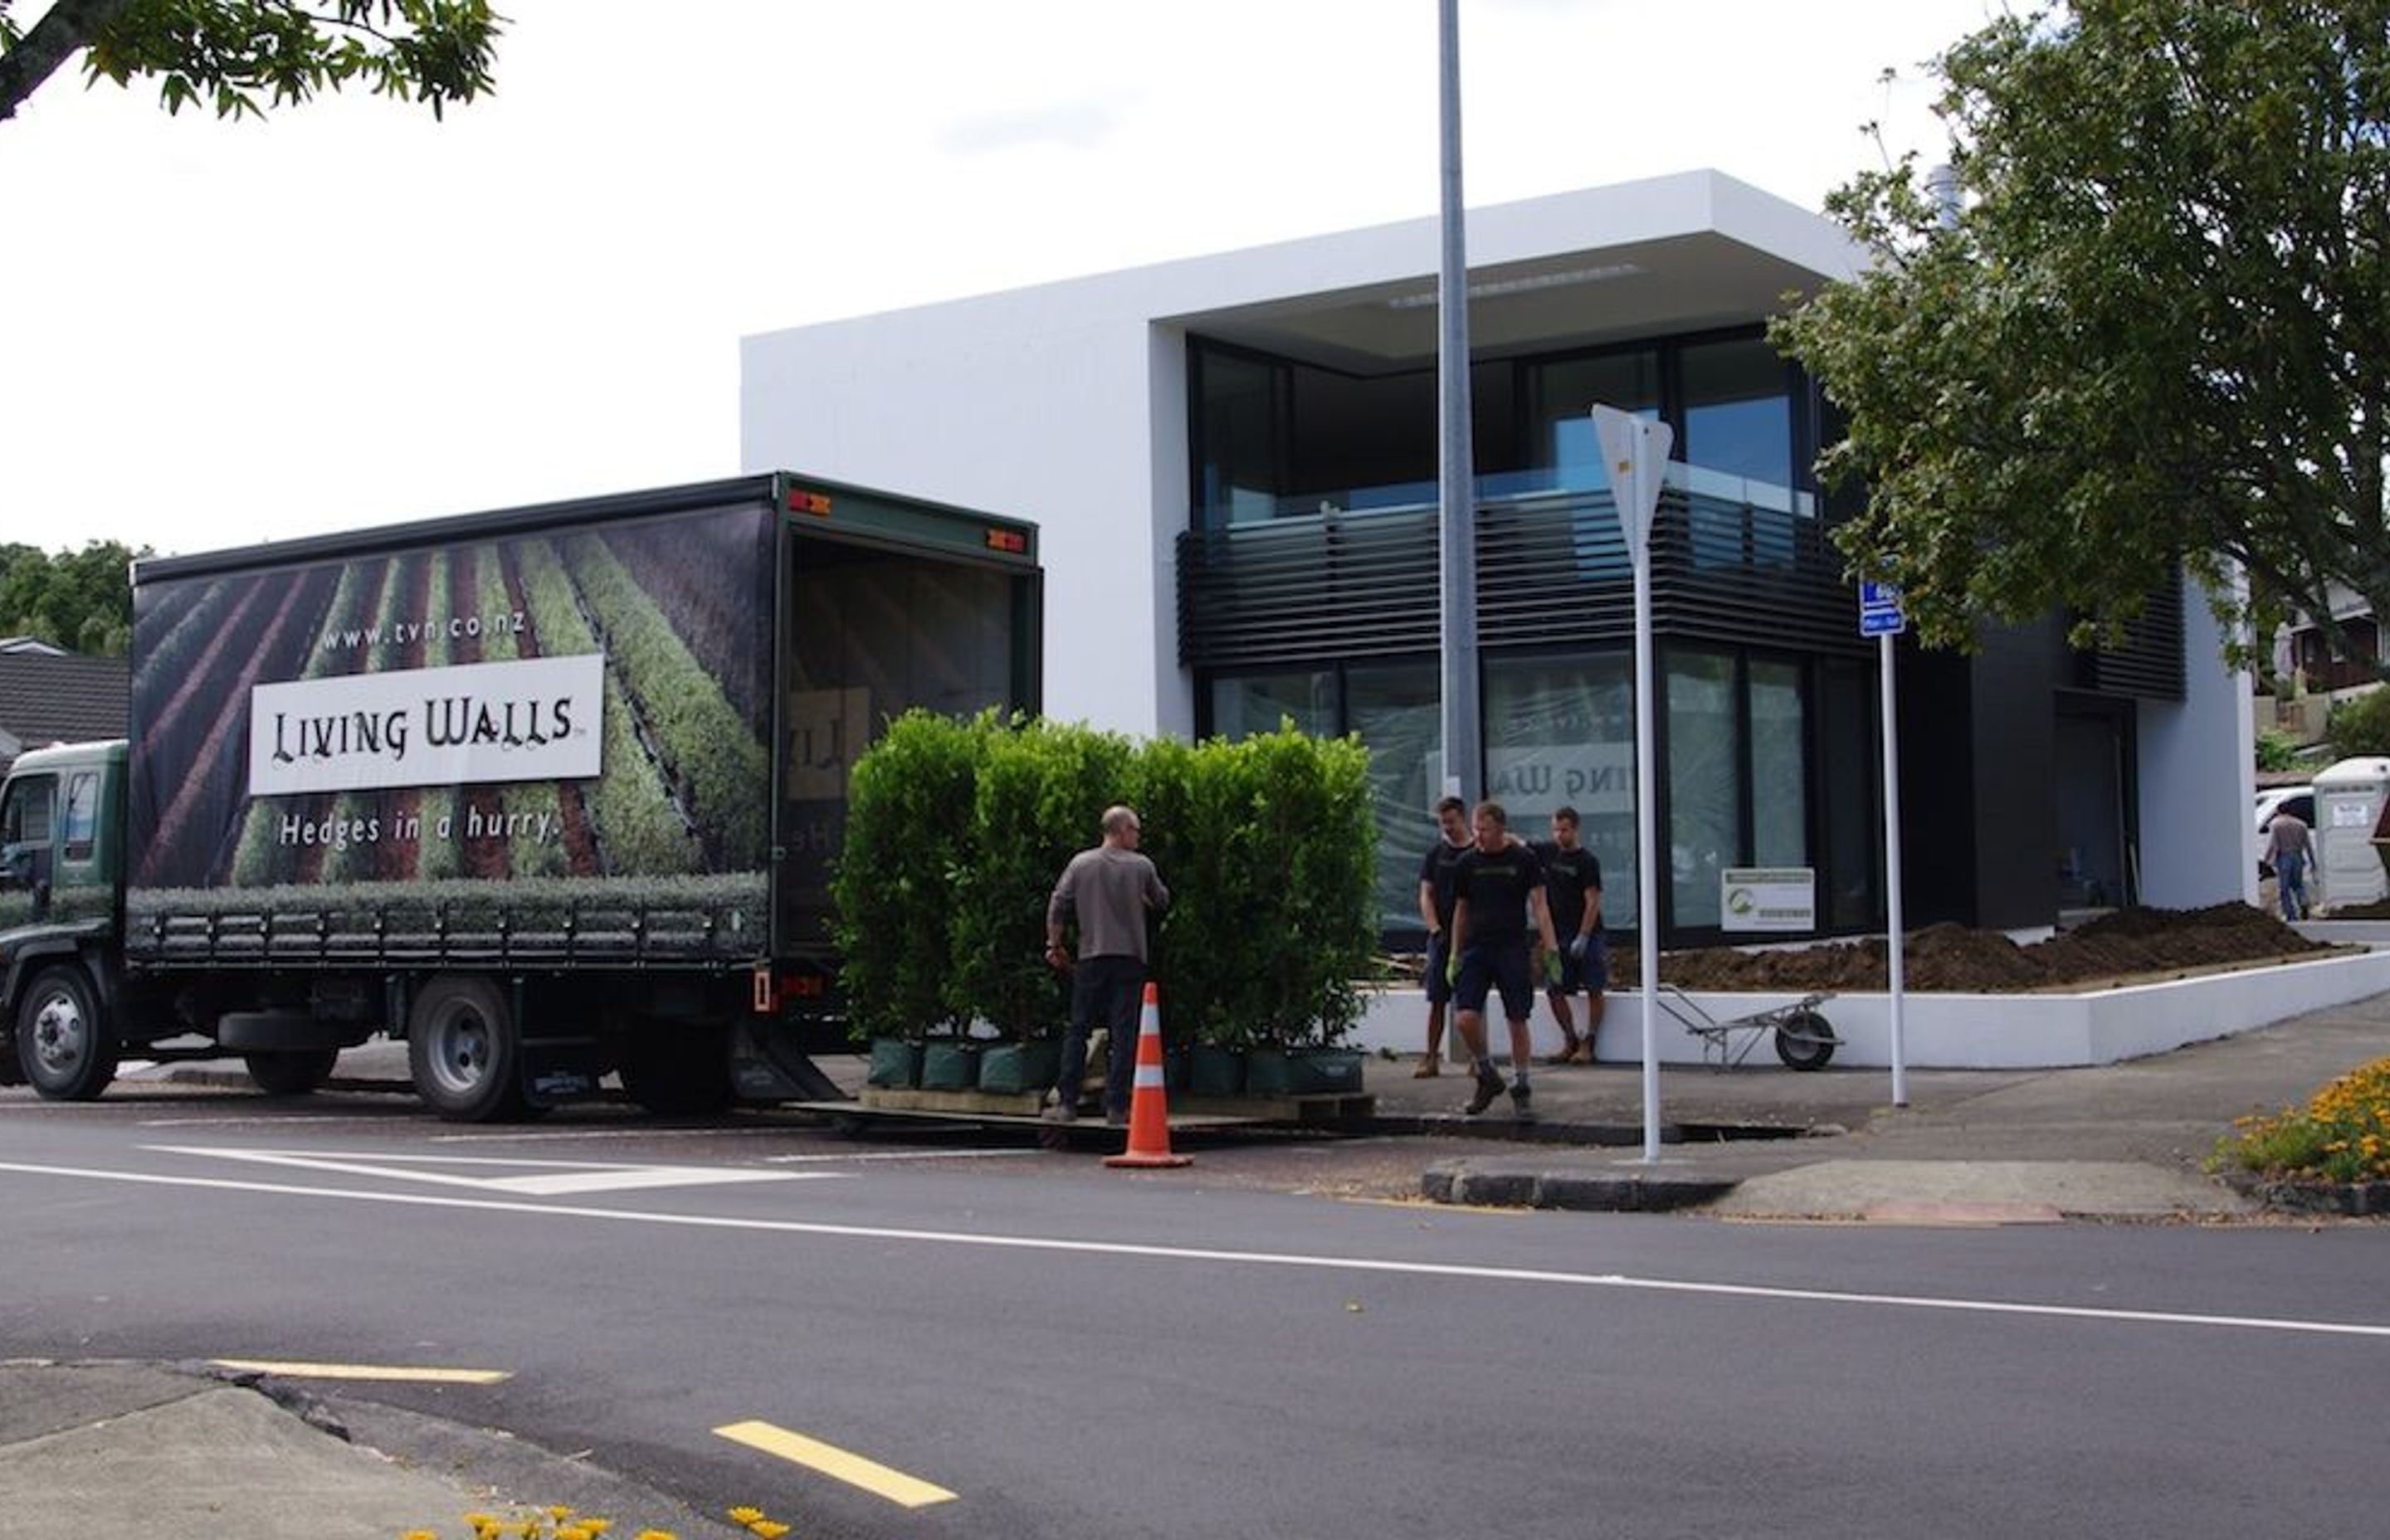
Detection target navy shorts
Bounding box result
[1549,932,1609,995]
[1424,931,1455,1005]
[1454,939,1534,1021]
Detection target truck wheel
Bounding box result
[17,965,117,1101]
[407,976,529,1122]
[245,1049,340,1096]
[619,1018,734,1117]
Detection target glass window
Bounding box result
[2,775,52,846]
[1195,347,1284,527]
[1749,660,1807,868]
[61,772,98,862]
[1681,338,1793,499]
[1484,652,1637,928]
[1666,649,1739,928]
[1211,671,1336,740]
[1534,349,1661,493]
[1346,660,1443,930]
[1819,660,1878,929]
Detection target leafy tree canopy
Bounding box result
[1773,0,2390,670]
[0,540,147,656]
[0,0,501,124]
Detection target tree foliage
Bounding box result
[1773,0,2390,669]
[0,0,501,124]
[0,539,144,655]
[2328,686,2390,755]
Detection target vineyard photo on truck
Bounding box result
[0,473,1041,1120]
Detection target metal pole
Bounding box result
[1634,553,1662,1161]
[1880,630,1909,1106]
[1436,0,1479,802]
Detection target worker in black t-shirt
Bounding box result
[1412,796,1471,1077]
[1531,806,1607,1065]
[1448,801,1561,1120]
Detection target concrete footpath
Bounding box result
[10,992,2388,1538]
[1373,986,2390,1221]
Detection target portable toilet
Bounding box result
[2310,757,2390,909]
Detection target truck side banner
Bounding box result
[124,502,777,957]
[247,655,606,796]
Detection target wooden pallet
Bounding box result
[798,1086,1375,1132]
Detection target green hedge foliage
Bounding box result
[834,711,1375,1048]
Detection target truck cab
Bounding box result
[0,740,128,1094]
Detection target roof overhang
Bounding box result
[1150,170,1863,374]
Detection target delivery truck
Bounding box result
[0,473,1041,1119]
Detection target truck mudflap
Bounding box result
[728,1016,846,1103]
[519,1031,606,1108]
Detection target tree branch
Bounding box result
[0,0,138,120]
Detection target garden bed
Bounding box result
[1607,904,2334,994]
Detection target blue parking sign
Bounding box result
[1859,579,1905,636]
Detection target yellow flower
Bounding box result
[750,1523,792,1539]
[728,1509,766,1525]
[403,1532,440,1540]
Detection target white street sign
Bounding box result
[1589,405,1673,568]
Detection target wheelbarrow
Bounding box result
[1652,986,1840,1070]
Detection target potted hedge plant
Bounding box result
[1141,725,1375,1100]
[833,709,981,1088]
[946,714,1138,1101]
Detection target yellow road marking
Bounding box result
[714,1419,958,1508]
[210,1358,511,1385]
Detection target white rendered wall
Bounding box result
[2137,578,2255,909]
[739,172,1858,736]
[739,282,1173,735]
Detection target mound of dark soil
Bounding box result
[1608,904,2333,993]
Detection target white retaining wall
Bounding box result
[1349,948,2390,1069]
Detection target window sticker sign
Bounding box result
[1721,867,1815,933]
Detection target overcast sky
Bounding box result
[3,1,2000,558]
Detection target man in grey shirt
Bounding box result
[1045,805,1170,1123]
[2266,808,2317,921]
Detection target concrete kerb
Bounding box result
[1422,1158,1743,1213]
[0,1358,747,1540]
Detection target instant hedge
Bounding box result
[833,710,1375,1050]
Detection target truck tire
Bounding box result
[245,1049,340,1096]
[619,1018,734,1117]
[17,965,117,1101]
[407,975,529,1122]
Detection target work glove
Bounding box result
[1567,933,1588,962]
[1543,947,1563,986]
[1444,946,1461,987]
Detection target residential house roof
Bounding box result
[0,651,129,776]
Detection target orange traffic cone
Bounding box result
[1104,982,1191,1169]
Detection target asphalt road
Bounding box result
[5,1084,2388,1538]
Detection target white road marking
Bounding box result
[140,1146,834,1196]
[3,1157,2384,1341]
[758,1148,1037,1164]
[137,1115,406,1128]
[432,1126,798,1143]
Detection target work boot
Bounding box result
[1510,1081,1536,1122]
[1463,1064,1505,1116]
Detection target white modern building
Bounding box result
[741,170,2250,945]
